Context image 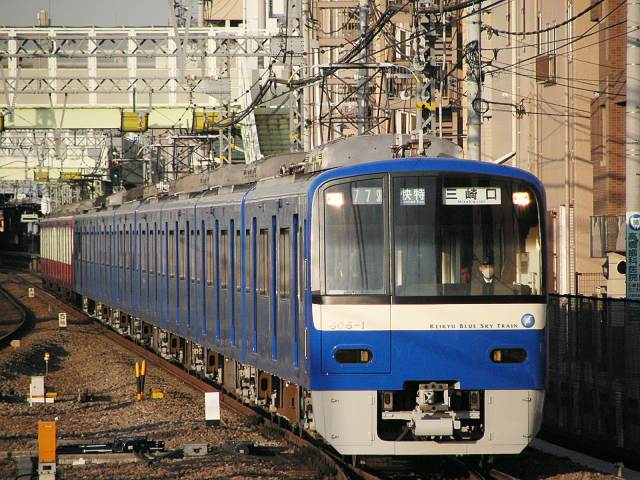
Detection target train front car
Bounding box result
[307,158,546,456]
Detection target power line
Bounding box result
[483,0,604,37]
[481,83,591,115]
[486,0,628,75]
[481,18,625,53]
[366,0,507,60]
[486,26,636,97]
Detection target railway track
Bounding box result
[0,283,27,345]
[0,273,366,480]
[2,271,519,480]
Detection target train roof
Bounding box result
[44,135,545,220]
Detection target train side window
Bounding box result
[179,229,186,280]
[149,228,154,273]
[235,229,242,291]
[258,228,269,295]
[102,225,108,266]
[279,228,290,298]
[191,228,196,282]
[130,224,134,270]
[119,229,124,269]
[124,226,131,268]
[220,229,229,289]
[141,227,147,272]
[245,229,251,292]
[153,227,158,275]
[169,229,175,277]
[162,226,167,276]
[206,229,214,285]
[299,222,305,299]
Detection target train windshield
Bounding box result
[324,178,386,294]
[394,175,543,297]
[322,173,543,298]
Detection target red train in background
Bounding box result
[39,216,74,292]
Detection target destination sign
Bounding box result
[443,187,501,205]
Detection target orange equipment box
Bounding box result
[38,421,57,463]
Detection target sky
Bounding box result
[1,0,169,27]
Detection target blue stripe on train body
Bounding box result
[71,157,546,394]
[312,329,545,391]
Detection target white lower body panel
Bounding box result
[312,389,544,455]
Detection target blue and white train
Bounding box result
[40,135,546,457]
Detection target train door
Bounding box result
[218,216,231,346]
[199,204,215,344]
[233,219,241,352]
[275,210,295,370]
[168,213,178,329]
[162,217,170,329]
[143,221,150,319]
[255,213,272,363]
[185,215,193,337]
[196,213,206,343]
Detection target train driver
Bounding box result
[471,255,514,296]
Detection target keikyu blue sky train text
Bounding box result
[40,136,547,457]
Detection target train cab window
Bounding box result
[206,229,214,285]
[392,175,543,297]
[323,178,386,295]
[279,228,290,298]
[258,228,269,295]
[235,229,242,291]
[179,229,186,280]
[220,229,229,289]
[393,176,438,296]
[169,229,175,277]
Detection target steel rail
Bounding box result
[0,283,28,345]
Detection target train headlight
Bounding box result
[326,192,344,207]
[512,191,531,206]
[521,313,535,328]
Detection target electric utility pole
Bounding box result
[465,2,481,160]
[357,0,370,135]
[413,0,439,153]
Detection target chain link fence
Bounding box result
[575,272,607,297]
[543,295,640,466]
